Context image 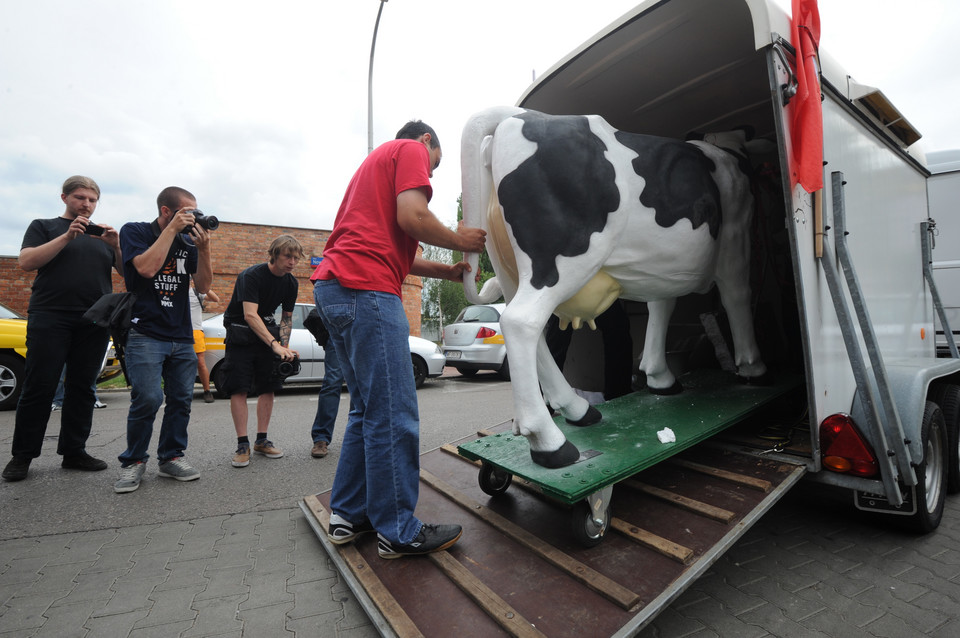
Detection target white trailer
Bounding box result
[303,1,960,634]
[515,0,960,531]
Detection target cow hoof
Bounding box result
[530,440,580,468]
[634,372,683,395]
[566,405,602,427]
[648,380,683,396]
[739,372,772,386]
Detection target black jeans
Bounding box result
[12,310,110,458]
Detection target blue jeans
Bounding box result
[310,324,344,444]
[119,329,197,466]
[12,310,109,458]
[314,279,422,545]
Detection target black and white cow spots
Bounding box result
[460,106,766,469]
[615,131,723,239]
[499,112,620,289]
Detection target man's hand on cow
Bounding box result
[445,260,474,282]
[456,221,486,253]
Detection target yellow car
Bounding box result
[0,302,27,411]
[0,302,122,411]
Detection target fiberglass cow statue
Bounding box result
[460,106,768,469]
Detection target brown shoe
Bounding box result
[311,441,328,458]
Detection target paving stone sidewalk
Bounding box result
[0,508,377,638]
[3,483,960,637]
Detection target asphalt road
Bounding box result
[0,371,516,541]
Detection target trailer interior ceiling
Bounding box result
[519,0,773,142]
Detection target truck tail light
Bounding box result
[819,413,879,477]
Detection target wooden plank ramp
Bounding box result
[301,424,806,637]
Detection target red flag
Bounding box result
[790,0,823,193]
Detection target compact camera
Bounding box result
[273,355,301,380]
[184,209,219,231]
[83,223,104,236]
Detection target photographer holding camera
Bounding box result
[113,186,213,493]
[221,235,303,468]
[3,176,121,482]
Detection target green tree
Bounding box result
[420,195,499,338]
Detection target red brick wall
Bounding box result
[1,221,423,334]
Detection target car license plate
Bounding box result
[444,350,461,359]
[855,485,916,515]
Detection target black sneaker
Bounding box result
[62,451,108,472]
[2,456,31,481]
[377,523,462,559]
[327,513,375,545]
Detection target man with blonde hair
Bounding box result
[221,235,303,467]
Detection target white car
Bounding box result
[202,302,446,396]
[441,303,509,379]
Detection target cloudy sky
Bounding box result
[2,0,958,257]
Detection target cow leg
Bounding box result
[500,297,582,468]
[713,224,768,382]
[536,333,601,426]
[714,276,768,382]
[637,299,682,395]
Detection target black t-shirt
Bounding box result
[223,263,298,326]
[120,221,198,342]
[21,217,116,312]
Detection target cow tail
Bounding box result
[460,106,524,305]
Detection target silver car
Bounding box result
[203,302,446,395]
[441,303,509,379]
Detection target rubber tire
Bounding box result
[211,362,229,399]
[478,462,512,496]
[498,356,510,381]
[571,500,610,548]
[411,355,427,389]
[0,353,25,411]
[906,401,947,534]
[458,368,478,378]
[928,383,960,494]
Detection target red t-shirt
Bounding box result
[312,139,432,296]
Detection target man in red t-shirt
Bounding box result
[312,121,486,559]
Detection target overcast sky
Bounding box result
[2,0,958,257]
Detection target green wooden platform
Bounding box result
[458,369,802,504]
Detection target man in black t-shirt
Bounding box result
[221,235,302,468]
[113,186,213,494]
[3,176,122,482]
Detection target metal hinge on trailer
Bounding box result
[922,218,960,359]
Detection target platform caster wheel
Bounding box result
[478,462,513,496]
[571,500,610,548]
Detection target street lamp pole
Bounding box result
[368,0,389,155]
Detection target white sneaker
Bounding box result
[114,461,146,493]
[158,457,200,482]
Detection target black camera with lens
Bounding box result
[185,209,219,231]
[83,223,104,236]
[273,355,301,380]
